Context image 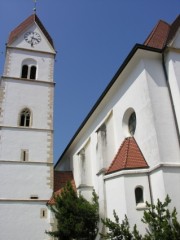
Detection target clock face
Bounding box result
[24,31,41,46]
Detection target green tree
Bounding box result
[142,195,180,240]
[101,195,180,240]
[46,181,99,240]
[100,210,142,240]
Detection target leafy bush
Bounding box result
[46,181,99,240]
[101,195,180,240]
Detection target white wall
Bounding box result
[0,128,51,162]
[1,80,52,129]
[166,51,180,136]
[0,202,51,240]
[145,56,180,164]
[0,163,52,199]
[56,47,180,237]
[4,49,54,82]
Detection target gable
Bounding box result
[7,14,55,54]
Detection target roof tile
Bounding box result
[144,20,170,49]
[48,171,76,205]
[144,15,180,49]
[106,137,149,174]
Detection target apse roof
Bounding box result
[106,137,149,175]
[7,14,54,48]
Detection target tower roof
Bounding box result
[106,137,149,175]
[144,14,180,49]
[7,14,54,48]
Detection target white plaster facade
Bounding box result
[0,13,180,239]
[0,15,55,240]
[55,17,180,236]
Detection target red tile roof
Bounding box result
[8,14,54,48]
[167,14,180,44]
[106,137,148,175]
[48,171,76,205]
[144,15,180,49]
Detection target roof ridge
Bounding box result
[124,137,130,169]
[144,20,170,47]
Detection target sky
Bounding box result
[0,0,179,163]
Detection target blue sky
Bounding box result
[0,1,179,163]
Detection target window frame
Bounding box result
[135,186,144,205]
[19,108,32,127]
[21,59,37,80]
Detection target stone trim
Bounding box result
[104,163,180,180]
[48,58,55,81]
[6,46,56,55]
[47,84,54,164]
[47,132,53,163]
[0,125,53,132]
[47,85,54,130]
[0,199,49,202]
[3,49,11,76]
[2,76,55,86]
[0,160,53,166]
[46,165,54,190]
[0,80,5,124]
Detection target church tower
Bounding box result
[0,14,55,240]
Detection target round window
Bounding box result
[122,108,136,137]
[128,112,136,136]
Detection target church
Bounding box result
[0,12,180,240]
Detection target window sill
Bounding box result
[136,203,147,210]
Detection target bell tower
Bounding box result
[0,14,55,240]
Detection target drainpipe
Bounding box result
[162,50,180,147]
[147,172,153,205]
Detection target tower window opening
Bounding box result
[40,208,47,218]
[42,210,45,217]
[21,149,28,162]
[19,108,31,127]
[21,65,28,78]
[135,187,144,205]
[23,151,26,161]
[30,66,37,79]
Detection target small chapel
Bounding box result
[0,11,180,240]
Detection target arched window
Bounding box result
[19,108,31,127]
[30,66,37,79]
[21,59,37,80]
[21,65,28,78]
[135,187,144,205]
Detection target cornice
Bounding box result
[0,125,53,132]
[1,76,55,86]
